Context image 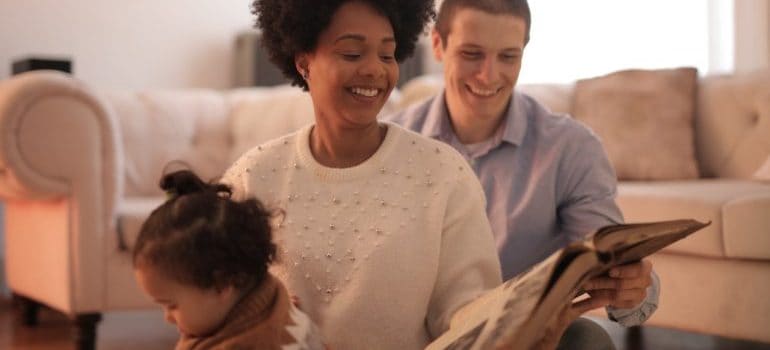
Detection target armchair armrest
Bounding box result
[0,71,124,204]
[0,71,124,312]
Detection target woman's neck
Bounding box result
[310,121,386,168]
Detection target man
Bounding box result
[386,0,659,348]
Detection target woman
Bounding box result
[222,0,502,348]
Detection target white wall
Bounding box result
[0,0,254,90]
[733,0,770,73]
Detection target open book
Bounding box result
[426,219,710,350]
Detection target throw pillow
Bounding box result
[572,67,700,180]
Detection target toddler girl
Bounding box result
[133,170,323,349]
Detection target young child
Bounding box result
[133,170,323,350]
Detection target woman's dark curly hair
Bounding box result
[133,170,276,291]
[252,0,436,91]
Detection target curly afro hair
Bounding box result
[252,0,436,91]
[133,170,276,291]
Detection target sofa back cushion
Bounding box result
[226,86,316,163]
[226,84,404,163]
[106,90,232,196]
[572,67,700,180]
[397,74,574,114]
[696,70,770,178]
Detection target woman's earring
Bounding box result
[300,69,309,80]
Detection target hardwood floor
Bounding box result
[0,298,768,350]
[0,298,176,350]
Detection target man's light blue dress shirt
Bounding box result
[386,90,659,326]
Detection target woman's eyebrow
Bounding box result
[335,34,396,44]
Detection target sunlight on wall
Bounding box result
[519,0,712,83]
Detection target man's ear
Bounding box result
[431,28,445,62]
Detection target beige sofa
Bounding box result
[0,69,768,347]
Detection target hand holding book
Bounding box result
[426,219,710,350]
[582,259,653,309]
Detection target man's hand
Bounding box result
[582,259,653,309]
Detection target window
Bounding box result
[519,0,715,83]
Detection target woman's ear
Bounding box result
[216,284,236,301]
[295,53,310,80]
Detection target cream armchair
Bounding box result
[0,71,323,349]
[0,72,124,349]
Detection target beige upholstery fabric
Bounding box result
[517,83,574,115]
[228,84,403,163]
[647,253,770,343]
[116,197,165,252]
[397,74,574,116]
[227,86,316,162]
[696,71,770,178]
[572,68,700,180]
[755,156,770,180]
[0,71,123,312]
[720,192,770,259]
[396,74,444,110]
[5,200,72,311]
[618,180,770,259]
[106,90,231,197]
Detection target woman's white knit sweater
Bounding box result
[222,122,501,350]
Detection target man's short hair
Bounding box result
[435,0,531,46]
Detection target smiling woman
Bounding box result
[294,1,400,165]
[222,0,504,349]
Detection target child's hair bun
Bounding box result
[160,170,231,198]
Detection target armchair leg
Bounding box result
[72,313,102,350]
[625,325,644,350]
[12,293,42,326]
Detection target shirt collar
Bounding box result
[424,89,529,147]
[501,91,529,147]
[423,91,454,141]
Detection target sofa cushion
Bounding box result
[227,86,316,163]
[696,71,770,178]
[227,85,405,163]
[106,90,232,196]
[617,179,770,259]
[396,73,574,115]
[116,197,165,252]
[755,156,770,181]
[572,68,700,181]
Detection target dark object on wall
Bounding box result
[234,31,287,87]
[234,31,424,88]
[12,57,72,75]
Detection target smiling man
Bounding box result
[386,0,659,349]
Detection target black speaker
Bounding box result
[12,57,72,75]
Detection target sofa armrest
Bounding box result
[0,71,124,311]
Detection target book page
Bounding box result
[593,219,709,254]
[427,250,563,350]
[428,219,709,350]
[498,251,600,349]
